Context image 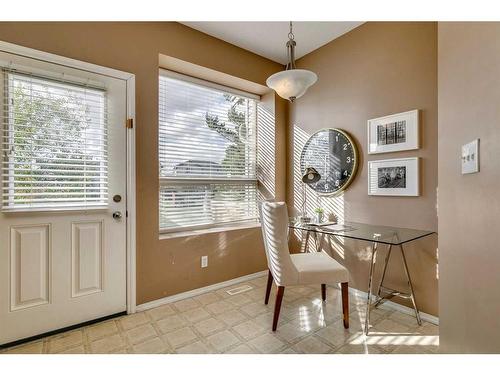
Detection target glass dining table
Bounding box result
[289,220,436,334]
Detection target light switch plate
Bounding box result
[461,139,480,174]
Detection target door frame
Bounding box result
[0,40,137,314]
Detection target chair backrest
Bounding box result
[259,201,298,286]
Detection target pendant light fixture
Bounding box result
[266,22,318,102]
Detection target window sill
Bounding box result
[159,221,261,240]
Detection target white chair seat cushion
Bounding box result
[291,251,349,285]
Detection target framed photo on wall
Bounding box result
[367,109,419,154]
[368,157,420,196]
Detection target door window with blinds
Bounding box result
[1,71,108,210]
[159,71,258,232]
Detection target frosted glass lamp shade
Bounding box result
[266,69,317,102]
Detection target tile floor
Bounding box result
[0,276,439,354]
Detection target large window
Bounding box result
[1,71,108,210]
[159,70,258,232]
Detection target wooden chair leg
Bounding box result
[341,282,349,329]
[321,284,326,301]
[272,286,285,331]
[264,270,273,305]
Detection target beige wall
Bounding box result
[438,22,500,353]
[287,22,439,316]
[0,22,287,305]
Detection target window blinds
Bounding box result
[159,71,258,232]
[1,72,108,210]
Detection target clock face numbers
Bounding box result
[300,129,358,194]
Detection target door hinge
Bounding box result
[126,118,134,129]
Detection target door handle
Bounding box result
[112,211,122,220]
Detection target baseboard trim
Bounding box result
[136,270,268,312]
[345,286,439,325]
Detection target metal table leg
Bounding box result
[303,230,310,253]
[365,242,422,332]
[400,244,422,325]
[374,244,392,308]
[364,241,378,335]
[312,231,324,252]
[303,230,323,253]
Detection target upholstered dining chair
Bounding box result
[259,201,350,331]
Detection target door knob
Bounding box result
[112,211,122,220]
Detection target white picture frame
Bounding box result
[367,109,419,154]
[368,157,420,196]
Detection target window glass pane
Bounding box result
[1,72,108,210]
[159,75,257,178]
[159,182,258,231]
[159,73,258,231]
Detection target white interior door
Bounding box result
[0,50,128,345]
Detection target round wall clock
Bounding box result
[300,128,359,195]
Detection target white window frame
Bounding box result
[159,69,260,234]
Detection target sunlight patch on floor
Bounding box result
[350,334,439,346]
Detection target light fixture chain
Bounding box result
[288,21,294,40]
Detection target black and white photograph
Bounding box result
[377,121,406,145]
[368,157,419,196]
[368,110,419,154]
[377,166,406,188]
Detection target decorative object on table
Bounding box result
[327,212,338,224]
[299,167,321,223]
[308,221,339,227]
[266,22,317,102]
[300,128,359,195]
[313,207,324,223]
[461,139,480,174]
[367,109,419,154]
[368,157,420,196]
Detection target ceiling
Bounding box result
[181,22,364,65]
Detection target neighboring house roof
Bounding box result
[173,160,223,175]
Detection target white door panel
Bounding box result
[0,51,127,345]
[71,221,103,297]
[10,224,51,311]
